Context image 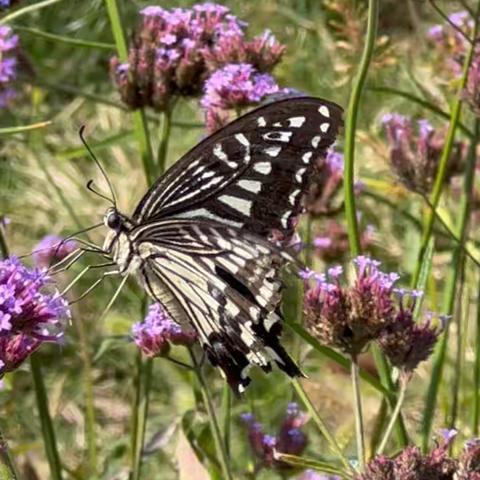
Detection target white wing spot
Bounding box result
[273,121,282,127]
[175,208,243,228]
[237,179,262,193]
[288,116,306,127]
[320,122,330,133]
[219,195,252,216]
[264,314,279,332]
[319,105,330,118]
[213,143,237,168]
[257,116,266,127]
[264,146,281,157]
[289,189,300,205]
[281,211,291,228]
[296,167,306,183]
[201,170,216,180]
[311,135,321,148]
[263,131,292,143]
[254,162,272,175]
[302,152,313,164]
[235,133,250,147]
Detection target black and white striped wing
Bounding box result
[132,97,343,240]
[131,219,301,393]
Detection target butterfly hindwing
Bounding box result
[131,219,301,392]
[132,97,343,241]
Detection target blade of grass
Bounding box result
[220,385,231,459]
[30,354,63,480]
[474,278,480,436]
[0,0,63,25]
[12,25,115,50]
[0,121,51,135]
[275,452,349,477]
[104,0,155,185]
[421,114,480,450]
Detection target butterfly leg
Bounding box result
[64,264,118,302]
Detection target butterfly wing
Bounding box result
[131,219,301,392]
[132,96,343,241]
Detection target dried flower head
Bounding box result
[382,114,464,194]
[304,256,400,355]
[0,257,70,376]
[201,63,281,132]
[241,403,308,470]
[110,3,285,112]
[457,439,480,479]
[0,26,19,108]
[132,303,197,357]
[33,235,77,268]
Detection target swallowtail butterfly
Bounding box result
[102,97,343,393]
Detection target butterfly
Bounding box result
[102,96,343,393]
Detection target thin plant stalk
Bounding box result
[411,1,480,288]
[0,227,8,259]
[0,0,63,25]
[30,354,63,480]
[157,109,172,174]
[343,0,379,255]
[377,375,409,454]
[421,115,480,450]
[104,0,155,185]
[474,277,480,436]
[351,357,365,469]
[292,379,354,475]
[131,357,153,480]
[220,385,232,459]
[189,351,233,480]
[0,430,18,480]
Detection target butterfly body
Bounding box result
[102,97,343,392]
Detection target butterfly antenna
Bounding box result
[79,125,118,207]
[86,180,115,205]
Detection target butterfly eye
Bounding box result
[105,209,122,230]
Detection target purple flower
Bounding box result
[0,257,69,375]
[201,63,281,132]
[382,113,465,194]
[298,471,340,480]
[132,303,197,357]
[33,235,77,268]
[110,4,285,113]
[241,403,308,470]
[0,26,19,108]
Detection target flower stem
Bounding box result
[131,356,153,480]
[351,356,365,469]
[377,375,408,454]
[0,430,18,480]
[474,278,480,436]
[157,109,172,174]
[411,0,480,288]
[421,113,480,451]
[189,351,233,480]
[343,0,379,255]
[104,0,155,185]
[0,226,8,259]
[30,354,63,480]
[292,379,354,475]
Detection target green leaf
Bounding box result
[275,453,348,477]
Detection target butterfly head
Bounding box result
[104,207,127,232]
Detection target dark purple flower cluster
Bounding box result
[110,3,285,113]
[382,113,464,194]
[0,257,70,376]
[33,235,77,268]
[132,303,197,357]
[0,26,19,108]
[201,63,281,132]
[356,430,480,480]
[241,402,308,470]
[303,256,442,366]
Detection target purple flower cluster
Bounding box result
[132,303,197,357]
[0,26,19,108]
[110,3,285,113]
[303,256,442,366]
[0,257,70,376]
[33,235,77,268]
[241,402,308,470]
[356,430,480,480]
[297,471,340,480]
[382,113,464,194]
[201,63,281,132]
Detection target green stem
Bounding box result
[0,227,8,259]
[220,385,232,459]
[30,354,63,480]
[0,430,18,480]
[0,0,63,25]
[157,109,172,175]
[474,278,480,436]
[377,375,409,454]
[190,351,233,480]
[411,1,480,288]
[351,357,365,469]
[292,379,354,475]
[421,115,480,451]
[343,0,379,255]
[0,121,52,135]
[104,0,155,185]
[131,357,153,480]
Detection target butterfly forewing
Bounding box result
[133,97,343,240]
